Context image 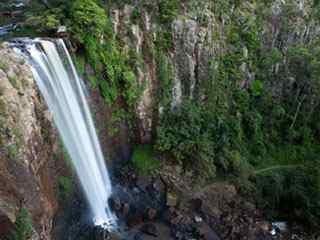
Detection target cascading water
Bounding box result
[13,39,116,229]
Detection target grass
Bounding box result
[132,144,160,175]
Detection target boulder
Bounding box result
[140,223,158,237]
[146,208,157,221]
[134,232,144,240]
[109,197,122,212]
[122,202,130,217]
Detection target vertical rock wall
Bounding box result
[0,45,65,239]
[109,0,319,143]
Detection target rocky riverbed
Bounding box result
[52,164,278,240]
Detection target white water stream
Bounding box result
[14,39,116,229]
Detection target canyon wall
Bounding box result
[108,0,320,143]
[0,45,66,239]
[0,0,319,239]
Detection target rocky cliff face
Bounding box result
[0,0,319,239]
[0,45,65,239]
[109,0,320,142]
[111,4,214,142]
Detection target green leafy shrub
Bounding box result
[153,0,320,229]
[7,144,18,159]
[158,0,179,24]
[132,145,160,175]
[10,208,33,240]
[70,0,110,43]
[250,80,263,97]
[157,101,215,178]
[25,8,62,33]
[68,0,143,118]
[58,176,73,200]
[131,7,141,24]
[156,29,173,51]
[74,55,86,77]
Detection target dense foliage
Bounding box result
[40,0,319,227]
[70,0,141,107]
[156,0,320,227]
[10,208,33,240]
[157,102,216,178]
[70,0,109,43]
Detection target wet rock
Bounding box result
[190,198,203,212]
[140,223,158,237]
[197,224,221,240]
[170,224,198,240]
[128,213,144,227]
[257,221,272,233]
[127,171,138,187]
[122,202,130,217]
[146,208,157,221]
[107,232,122,240]
[164,208,182,225]
[56,26,68,38]
[146,178,164,199]
[93,226,108,240]
[134,232,144,240]
[109,196,122,212]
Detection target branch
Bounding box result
[290,94,306,129]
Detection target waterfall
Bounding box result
[13,39,116,229]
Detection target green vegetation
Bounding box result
[58,140,74,171]
[2,0,318,231]
[25,8,62,33]
[7,144,19,159]
[156,51,173,106]
[0,62,9,72]
[132,145,160,175]
[157,102,215,179]
[158,0,179,25]
[156,0,320,227]
[10,208,33,240]
[58,176,73,200]
[70,0,109,43]
[131,7,141,24]
[74,55,86,77]
[256,148,320,226]
[70,0,142,110]
[8,76,19,90]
